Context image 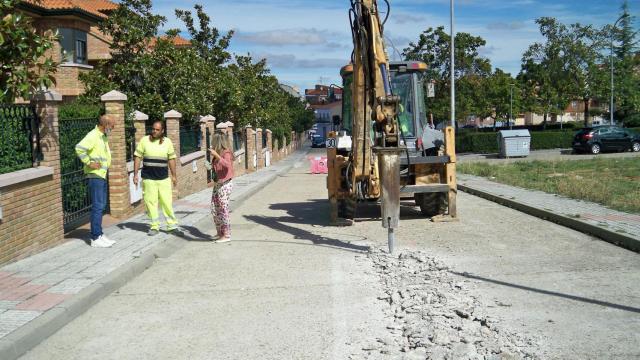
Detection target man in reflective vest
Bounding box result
[133,121,180,236]
[75,115,115,248]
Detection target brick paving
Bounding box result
[0,150,307,341]
[458,173,640,241]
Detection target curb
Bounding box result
[0,149,308,360]
[458,183,640,253]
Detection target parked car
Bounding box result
[311,135,326,148]
[572,125,640,154]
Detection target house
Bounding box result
[280,83,304,100]
[524,99,607,126]
[305,85,342,105]
[17,0,118,101]
[310,101,342,139]
[16,0,190,102]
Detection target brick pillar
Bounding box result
[101,90,129,218]
[199,116,208,152]
[291,131,296,150]
[273,137,279,162]
[201,115,215,150]
[256,128,263,169]
[282,135,287,157]
[32,89,64,243]
[215,122,228,148]
[225,121,234,149]
[245,125,256,173]
[266,129,272,166]
[164,110,182,198]
[133,110,148,143]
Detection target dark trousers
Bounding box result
[88,177,107,240]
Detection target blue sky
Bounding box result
[153,0,639,94]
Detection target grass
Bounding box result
[458,158,640,214]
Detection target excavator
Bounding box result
[326,0,457,252]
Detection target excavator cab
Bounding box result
[337,61,430,153]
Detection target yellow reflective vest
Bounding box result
[75,126,112,179]
[134,136,176,180]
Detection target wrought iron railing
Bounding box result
[180,124,201,156]
[205,127,212,183]
[262,131,268,149]
[58,117,106,231]
[233,131,243,152]
[0,104,41,175]
[125,124,136,162]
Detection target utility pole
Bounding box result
[450,0,455,129]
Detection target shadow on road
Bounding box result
[451,271,640,314]
[116,221,213,242]
[243,199,370,253]
[244,214,370,253]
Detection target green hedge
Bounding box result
[59,103,102,119]
[456,130,575,154]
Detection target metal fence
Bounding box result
[262,131,268,149]
[0,104,41,175]
[59,117,107,231]
[125,124,137,162]
[205,127,212,183]
[233,131,243,152]
[180,124,201,155]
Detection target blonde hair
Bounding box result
[212,131,233,158]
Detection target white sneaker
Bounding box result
[101,234,116,245]
[91,236,113,248]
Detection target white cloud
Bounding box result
[237,28,337,47]
[257,53,348,69]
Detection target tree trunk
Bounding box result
[542,112,547,130]
[583,98,590,126]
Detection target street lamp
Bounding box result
[610,14,628,126]
[509,84,514,130]
[450,0,455,129]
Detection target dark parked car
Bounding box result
[572,126,640,154]
[311,135,325,148]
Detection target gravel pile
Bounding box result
[351,248,541,360]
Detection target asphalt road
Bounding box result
[20,148,640,359]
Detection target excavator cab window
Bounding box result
[341,73,353,135]
[390,73,415,138]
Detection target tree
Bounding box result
[0,0,58,102]
[80,0,313,136]
[520,17,605,126]
[402,26,491,125]
[484,69,521,127]
[609,0,639,125]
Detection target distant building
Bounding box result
[305,85,342,105]
[280,84,304,100]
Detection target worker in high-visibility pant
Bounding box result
[133,121,181,236]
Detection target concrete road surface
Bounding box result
[21,148,640,359]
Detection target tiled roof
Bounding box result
[148,35,192,48]
[22,0,118,19]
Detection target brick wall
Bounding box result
[0,94,301,266]
[0,91,64,266]
[164,111,208,199]
[256,128,264,169]
[88,26,111,62]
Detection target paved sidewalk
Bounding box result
[458,173,640,252]
[0,149,309,359]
